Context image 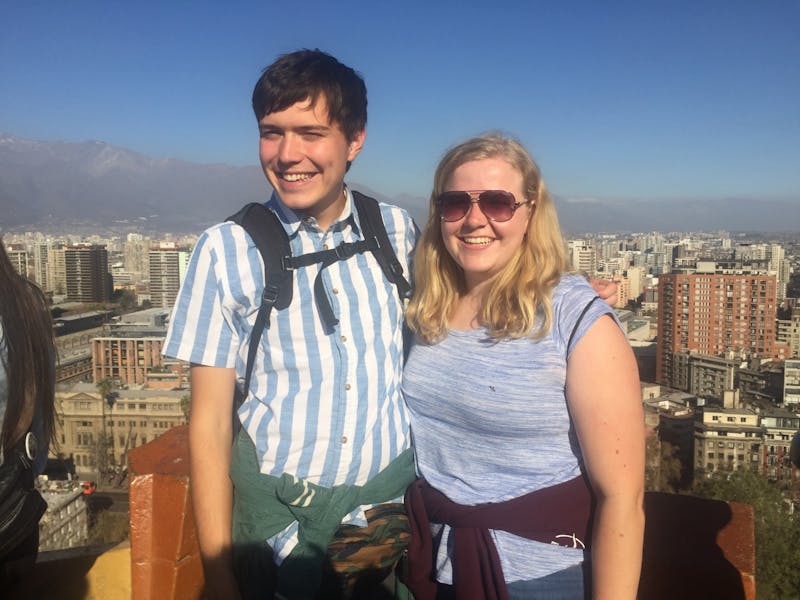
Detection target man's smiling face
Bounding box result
[258,96,365,230]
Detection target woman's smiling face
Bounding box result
[440,157,533,291]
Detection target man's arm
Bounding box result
[189,364,241,600]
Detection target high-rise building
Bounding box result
[568,239,597,275]
[656,265,778,386]
[149,244,190,309]
[7,245,29,278]
[65,244,112,303]
[124,234,151,281]
[33,241,51,291]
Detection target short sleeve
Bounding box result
[553,275,618,359]
[163,223,256,368]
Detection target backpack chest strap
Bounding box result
[284,238,378,329]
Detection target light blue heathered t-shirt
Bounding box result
[402,274,616,583]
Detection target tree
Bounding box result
[180,394,191,422]
[95,378,118,478]
[693,471,800,599]
[111,289,138,311]
[645,437,683,493]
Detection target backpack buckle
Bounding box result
[335,243,355,260]
[281,256,295,271]
[262,284,280,305]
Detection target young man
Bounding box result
[165,49,618,599]
[164,50,417,598]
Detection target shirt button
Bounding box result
[341,436,348,444]
[341,335,347,342]
[345,383,351,391]
[332,288,339,294]
[323,244,329,250]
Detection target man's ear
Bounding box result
[347,128,367,162]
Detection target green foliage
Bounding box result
[180,394,191,421]
[111,289,138,310]
[88,510,130,545]
[645,438,683,493]
[693,471,800,599]
[786,271,800,299]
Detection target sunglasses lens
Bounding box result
[479,191,516,221]
[438,192,471,221]
[437,190,520,222]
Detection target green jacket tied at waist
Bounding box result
[230,429,416,598]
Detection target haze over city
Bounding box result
[2,0,798,211]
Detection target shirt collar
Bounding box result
[266,186,362,237]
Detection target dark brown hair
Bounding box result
[0,239,56,458]
[252,49,367,142]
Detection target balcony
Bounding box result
[11,426,757,598]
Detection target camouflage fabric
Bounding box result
[322,503,412,599]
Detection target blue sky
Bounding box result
[2,1,798,201]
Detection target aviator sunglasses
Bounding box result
[437,190,532,222]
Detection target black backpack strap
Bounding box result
[227,203,293,406]
[351,191,412,302]
[567,296,600,357]
[284,240,373,329]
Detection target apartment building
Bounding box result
[65,244,112,302]
[149,243,190,309]
[784,359,800,408]
[92,336,166,385]
[693,405,762,479]
[656,264,778,386]
[92,308,174,386]
[759,406,799,484]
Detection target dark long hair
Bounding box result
[0,239,56,458]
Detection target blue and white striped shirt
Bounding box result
[163,189,416,556]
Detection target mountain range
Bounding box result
[1,133,797,234]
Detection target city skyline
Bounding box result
[2,1,798,206]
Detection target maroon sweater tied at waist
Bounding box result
[403,475,595,600]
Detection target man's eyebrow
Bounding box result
[295,125,330,133]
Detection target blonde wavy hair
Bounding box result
[406,132,569,343]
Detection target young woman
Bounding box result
[0,239,56,579]
[403,133,645,599]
